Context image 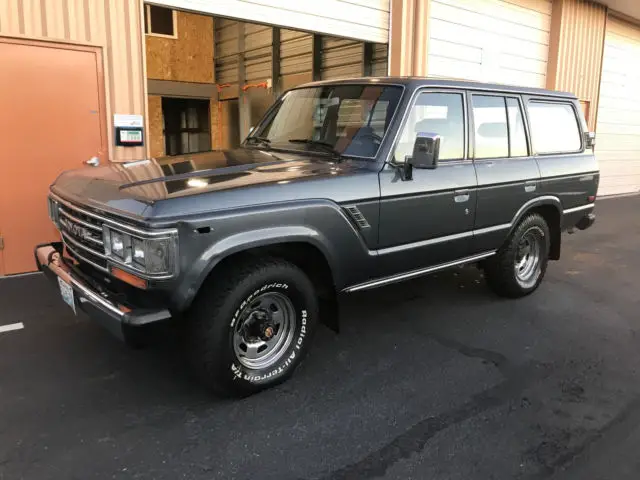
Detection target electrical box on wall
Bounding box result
[113,114,144,147]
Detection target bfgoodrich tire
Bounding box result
[186,258,318,397]
[484,213,550,298]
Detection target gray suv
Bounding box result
[35,78,598,396]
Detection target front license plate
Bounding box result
[58,277,77,315]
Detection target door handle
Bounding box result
[454,189,470,203]
[524,181,537,193]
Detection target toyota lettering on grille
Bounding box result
[61,218,93,242]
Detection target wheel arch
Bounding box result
[179,229,341,330]
[509,196,562,260]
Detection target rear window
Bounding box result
[528,101,582,154]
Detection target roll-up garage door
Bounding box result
[427,0,551,88]
[595,16,640,196]
[147,0,389,43]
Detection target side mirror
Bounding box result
[409,132,440,169]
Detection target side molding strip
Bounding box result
[343,251,496,293]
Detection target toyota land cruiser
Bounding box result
[35,78,598,396]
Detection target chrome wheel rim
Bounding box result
[233,292,296,370]
[514,228,542,287]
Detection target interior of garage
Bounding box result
[143,4,389,172]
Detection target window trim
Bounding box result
[468,92,531,161]
[388,88,469,165]
[145,5,178,39]
[526,99,585,156]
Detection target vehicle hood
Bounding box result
[50,148,373,220]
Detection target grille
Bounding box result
[57,202,108,272]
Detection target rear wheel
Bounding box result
[186,258,318,397]
[484,213,550,298]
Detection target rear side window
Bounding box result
[528,102,581,154]
[472,95,508,159]
[471,95,529,159]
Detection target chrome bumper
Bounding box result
[35,243,171,341]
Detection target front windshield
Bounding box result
[250,84,404,158]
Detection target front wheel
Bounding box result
[484,213,550,298]
[186,258,319,397]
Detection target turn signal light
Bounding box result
[111,267,148,290]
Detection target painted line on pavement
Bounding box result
[0,323,25,334]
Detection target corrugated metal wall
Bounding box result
[280,28,313,88]
[372,43,389,76]
[245,23,272,83]
[215,18,241,89]
[547,0,606,129]
[321,37,363,80]
[0,0,147,162]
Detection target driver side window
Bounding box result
[394,92,465,163]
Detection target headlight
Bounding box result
[103,226,177,277]
[110,231,127,259]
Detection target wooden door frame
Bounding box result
[0,36,109,165]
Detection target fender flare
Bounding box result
[507,195,562,237]
[177,226,341,311]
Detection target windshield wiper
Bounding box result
[245,136,272,148]
[288,139,344,161]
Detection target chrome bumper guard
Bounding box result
[35,243,172,341]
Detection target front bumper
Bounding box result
[35,243,172,341]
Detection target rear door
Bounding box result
[470,92,540,252]
[377,89,477,277]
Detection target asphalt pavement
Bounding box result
[1,195,640,480]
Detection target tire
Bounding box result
[186,257,319,397]
[484,213,550,298]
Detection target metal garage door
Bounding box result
[427,0,551,88]
[147,0,389,43]
[595,16,640,196]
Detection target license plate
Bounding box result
[58,277,77,315]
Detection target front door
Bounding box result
[0,39,107,275]
[378,90,477,277]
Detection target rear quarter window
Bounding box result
[527,101,582,154]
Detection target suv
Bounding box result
[36,78,598,396]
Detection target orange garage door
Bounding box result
[0,39,107,275]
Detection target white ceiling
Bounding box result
[599,0,640,21]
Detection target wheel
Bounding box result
[484,213,550,298]
[186,258,319,397]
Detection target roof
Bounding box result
[299,76,577,99]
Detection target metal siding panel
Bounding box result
[280,29,312,76]
[321,36,363,80]
[548,0,605,129]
